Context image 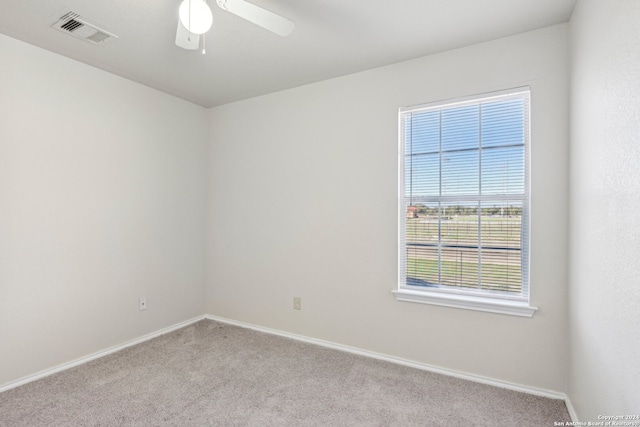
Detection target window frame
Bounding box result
[394,87,537,317]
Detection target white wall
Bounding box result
[207,25,570,392]
[0,34,208,386]
[569,0,640,419]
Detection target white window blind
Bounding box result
[396,88,535,316]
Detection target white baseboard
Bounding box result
[565,395,579,422]
[2,311,576,418]
[0,315,206,393]
[205,314,568,401]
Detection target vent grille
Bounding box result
[61,18,83,32]
[52,12,117,45]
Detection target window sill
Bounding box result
[392,289,538,317]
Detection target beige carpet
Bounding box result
[0,320,570,426]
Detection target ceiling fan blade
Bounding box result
[216,0,294,37]
[175,20,200,50]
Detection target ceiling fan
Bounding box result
[175,0,294,53]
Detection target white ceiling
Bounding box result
[0,0,576,107]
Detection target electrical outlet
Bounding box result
[139,297,147,311]
[293,297,301,310]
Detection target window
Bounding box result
[394,88,537,317]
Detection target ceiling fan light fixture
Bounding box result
[179,0,213,35]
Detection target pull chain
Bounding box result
[187,0,192,41]
[202,0,207,54]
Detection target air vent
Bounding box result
[51,12,117,45]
